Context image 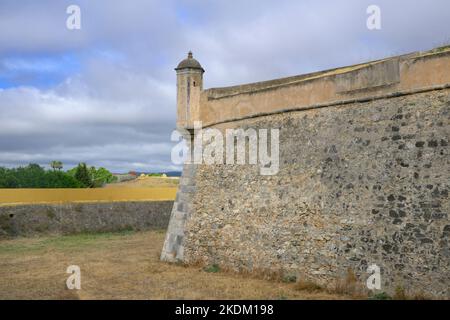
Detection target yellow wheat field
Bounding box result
[0,188,177,205]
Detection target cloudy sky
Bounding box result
[0,0,449,173]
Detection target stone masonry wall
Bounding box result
[183,89,450,297]
[0,201,173,238]
[161,163,197,261]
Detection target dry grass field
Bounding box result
[0,230,349,300]
[105,176,180,188]
[0,187,177,205]
[0,177,179,206]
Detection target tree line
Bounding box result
[0,162,117,188]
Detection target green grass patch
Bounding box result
[204,264,220,273]
[282,275,297,283]
[0,230,135,255]
[0,241,46,255]
[369,292,392,300]
[39,230,135,249]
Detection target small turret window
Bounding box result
[193,81,196,87]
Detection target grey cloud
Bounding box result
[0,0,449,172]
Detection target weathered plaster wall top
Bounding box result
[199,48,450,127]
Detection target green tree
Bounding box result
[14,164,46,187]
[50,161,63,171]
[0,163,118,189]
[66,166,77,177]
[74,163,92,188]
[45,170,82,188]
[0,164,82,188]
[0,167,18,187]
[90,166,117,187]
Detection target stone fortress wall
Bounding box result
[0,201,173,238]
[161,47,450,297]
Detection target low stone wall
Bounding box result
[0,201,173,238]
